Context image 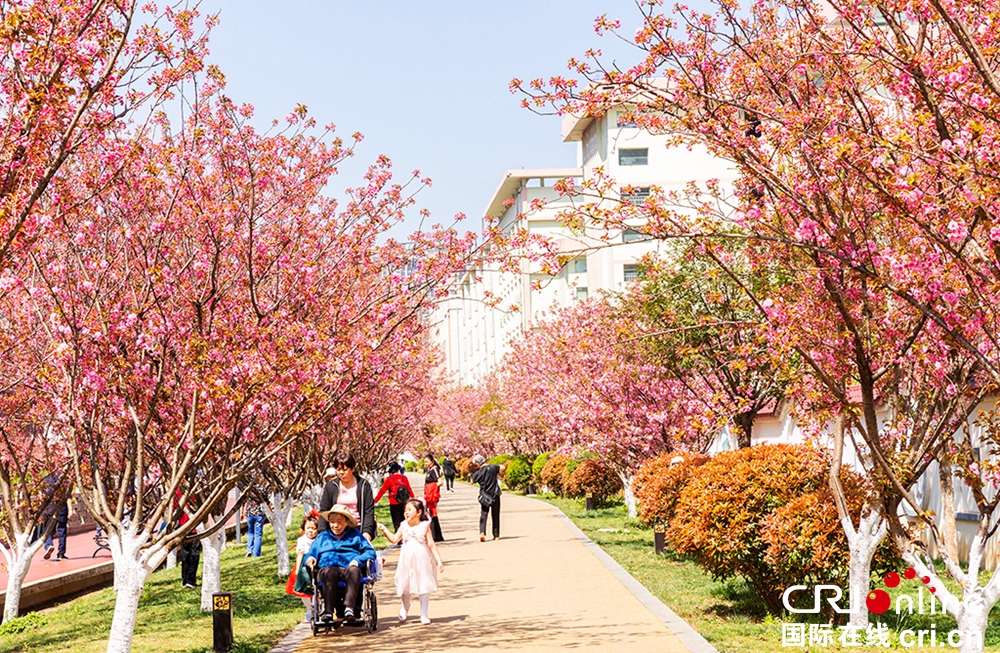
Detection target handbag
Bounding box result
[293,558,313,595]
[478,491,494,507]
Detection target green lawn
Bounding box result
[2,502,394,653]
[537,495,1000,652]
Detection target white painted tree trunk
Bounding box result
[617,470,637,519]
[199,527,227,611]
[105,527,169,653]
[165,548,177,569]
[302,484,322,516]
[899,531,1000,653]
[844,510,886,630]
[2,531,45,622]
[263,491,295,576]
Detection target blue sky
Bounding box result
[196,1,709,236]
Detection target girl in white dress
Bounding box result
[377,498,444,624]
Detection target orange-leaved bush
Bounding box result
[669,443,828,614]
[565,457,622,506]
[633,451,710,526]
[762,474,899,592]
[540,453,570,496]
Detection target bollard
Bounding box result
[585,491,594,511]
[213,592,233,653]
[653,523,667,555]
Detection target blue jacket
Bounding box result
[307,527,376,569]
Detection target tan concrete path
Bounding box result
[273,477,715,653]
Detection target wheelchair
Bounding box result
[308,552,381,636]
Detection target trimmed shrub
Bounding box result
[669,443,829,615]
[565,457,622,506]
[504,455,532,492]
[540,454,570,496]
[762,475,899,591]
[455,457,477,481]
[404,460,418,473]
[531,452,551,484]
[633,451,710,526]
[488,454,513,466]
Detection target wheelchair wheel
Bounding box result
[311,620,318,637]
[365,588,378,632]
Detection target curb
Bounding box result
[543,502,720,653]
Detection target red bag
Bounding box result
[424,481,440,504]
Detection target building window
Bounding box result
[623,264,642,282]
[622,187,650,206]
[616,110,638,128]
[619,148,648,166]
[576,287,589,300]
[574,258,588,273]
[622,228,649,243]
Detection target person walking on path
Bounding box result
[42,499,72,561]
[319,451,376,541]
[374,462,414,532]
[471,454,502,541]
[377,499,444,625]
[243,486,269,557]
[442,455,456,492]
[422,453,444,542]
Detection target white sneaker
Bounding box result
[398,607,407,622]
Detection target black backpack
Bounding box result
[392,482,411,504]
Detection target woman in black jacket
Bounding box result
[471,454,502,541]
[319,451,376,541]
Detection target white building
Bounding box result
[430,102,735,385]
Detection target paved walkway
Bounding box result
[274,477,714,653]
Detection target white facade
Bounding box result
[429,103,735,385]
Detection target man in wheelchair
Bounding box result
[305,504,376,621]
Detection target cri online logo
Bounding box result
[782,567,937,615]
[866,567,933,614]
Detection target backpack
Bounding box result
[392,481,411,504]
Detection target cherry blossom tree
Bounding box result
[491,297,709,516]
[512,0,1000,643]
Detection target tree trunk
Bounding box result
[617,470,637,519]
[165,548,177,570]
[302,484,322,516]
[263,491,294,576]
[733,412,753,448]
[2,531,44,622]
[845,510,886,629]
[105,528,168,653]
[939,460,960,568]
[199,526,226,611]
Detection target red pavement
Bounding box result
[0,525,111,588]
[1,496,241,591]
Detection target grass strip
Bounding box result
[3,503,393,653]
[538,495,1000,652]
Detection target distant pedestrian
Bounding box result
[471,454,502,541]
[442,455,456,492]
[377,499,444,624]
[319,451,376,541]
[243,486,269,557]
[422,453,444,542]
[374,462,414,532]
[174,487,201,589]
[43,499,72,561]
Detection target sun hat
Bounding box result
[323,467,337,480]
[320,504,358,528]
[472,454,486,465]
[388,462,402,474]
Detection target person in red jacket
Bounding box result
[374,462,414,532]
